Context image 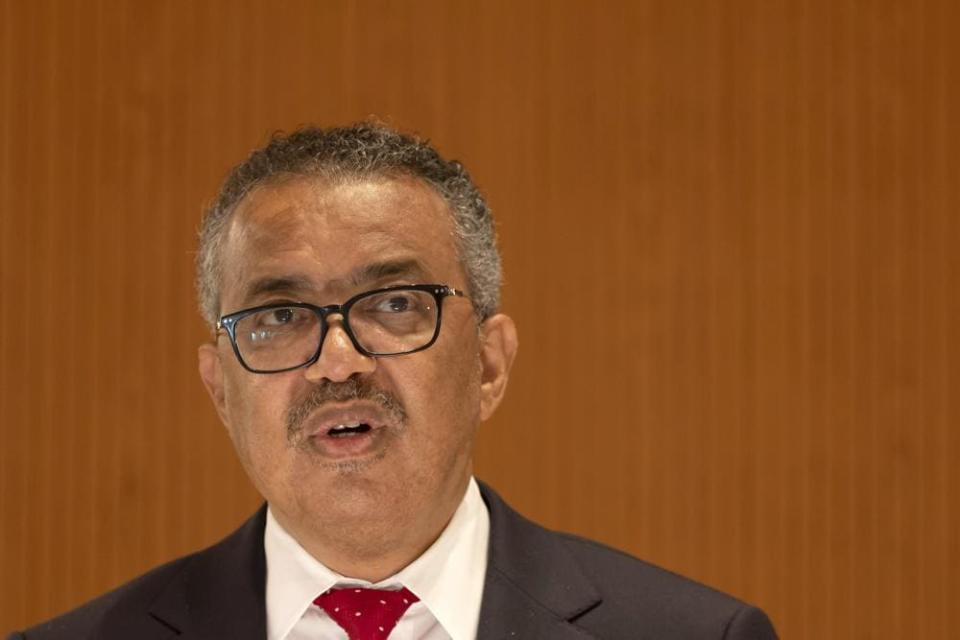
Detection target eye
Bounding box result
[262,307,296,325]
[246,306,312,332]
[353,289,435,323]
[377,294,415,313]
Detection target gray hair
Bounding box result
[196,123,502,326]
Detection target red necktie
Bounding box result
[313,586,420,639]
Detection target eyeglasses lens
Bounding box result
[232,288,440,371]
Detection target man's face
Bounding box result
[198,175,516,564]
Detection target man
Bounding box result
[10,124,777,639]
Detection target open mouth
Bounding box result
[326,422,374,438]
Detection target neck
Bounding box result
[272,476,470,582]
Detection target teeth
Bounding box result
[328,422,371,437]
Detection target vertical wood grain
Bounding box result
[1,1,956,637]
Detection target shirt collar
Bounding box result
[265,477,490,640]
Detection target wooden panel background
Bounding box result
[1,1,956,637]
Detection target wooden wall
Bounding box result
[2,1,957,637]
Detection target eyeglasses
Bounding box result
[217,284,468,374]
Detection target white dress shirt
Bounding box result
[265,477,490,640]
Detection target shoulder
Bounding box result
[554,530,776,638]
[10,506,268,640]
[478,481,777,639]
[9,555,190,640]
[557,528,738,606]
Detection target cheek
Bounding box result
[219,372,301,496]
[422,340,484,434]
[221,371,287,452]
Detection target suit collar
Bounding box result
[145,483,602,639]
[148,506,268,639]
[477,482,601,639]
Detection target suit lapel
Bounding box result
[477,483,601,640]
[148,506,268,640]
[143,487,600,640]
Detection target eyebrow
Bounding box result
[242,275,315,302]
[348,259,429,287]
[241,259,431,304]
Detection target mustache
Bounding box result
[285,377,406,440]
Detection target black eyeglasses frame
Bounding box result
[216,283,468,374]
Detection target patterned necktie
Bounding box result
[313,586,420,639]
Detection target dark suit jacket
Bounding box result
[9,482,777,639]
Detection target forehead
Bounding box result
[219,175,462,308]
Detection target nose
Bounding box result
[302,316,376,383]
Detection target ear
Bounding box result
[198,342,230,426]
[478,313,519,421]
